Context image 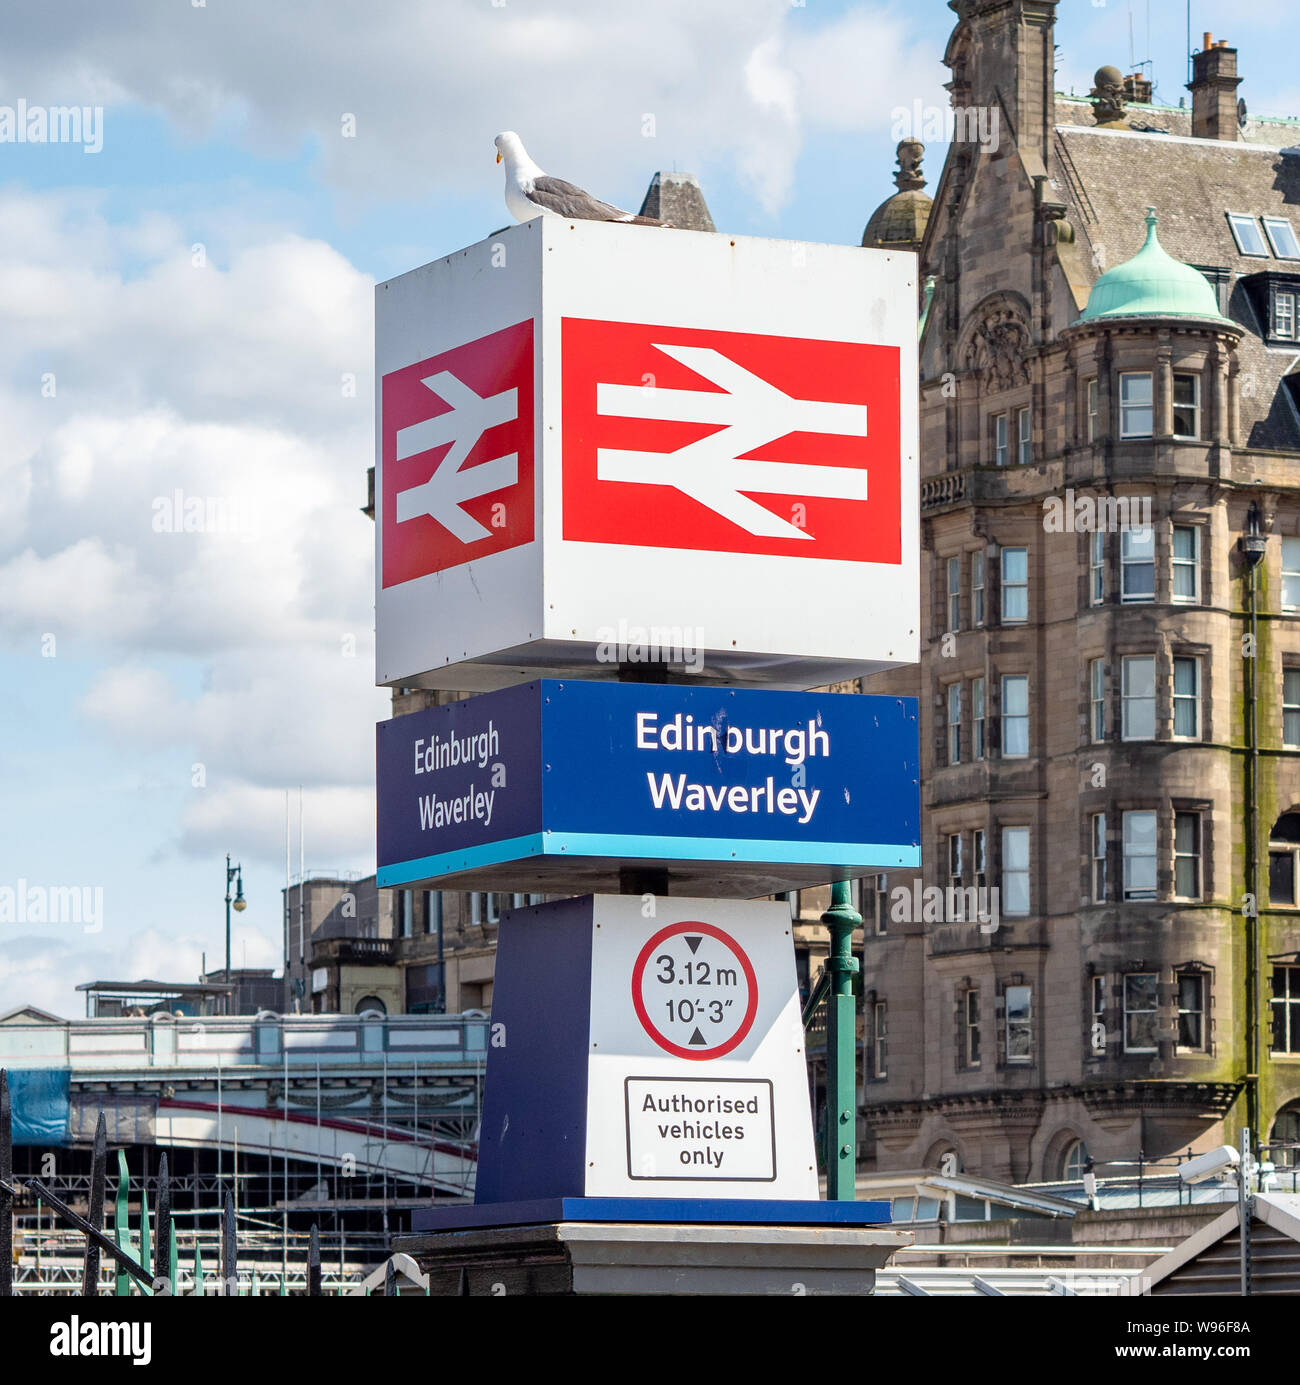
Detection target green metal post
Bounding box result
[113,1150,130,1296]
[821,880,860,1200]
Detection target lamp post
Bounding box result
[821,879,861,1200]
[224,855,246,1016]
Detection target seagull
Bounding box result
[494,131,668,226]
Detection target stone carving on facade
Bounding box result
[963,301,1032,391]
[1089,65,1128,127]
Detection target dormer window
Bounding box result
[1276,290,1296,341]
[1228,213,1269,258]
[1264,217,1300,261]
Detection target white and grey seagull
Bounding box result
[494,131,668,226]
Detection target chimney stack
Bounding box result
[1188,34,1242,141]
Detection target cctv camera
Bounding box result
[1178,1144,1241,1186]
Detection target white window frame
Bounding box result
[971,550,985,627]
[972,676,986,760]
[1284,668,1300,749]
[963,988,981,1069]
[973,828,987,889]
[1272,965,1300,1054]
[993,412,1008,467]
[1121,655,1157,741]
[1175,971,1207,1052]
[1001,547,1028,624]
[1086,376,1099,442]
[1276,290,1297,341]
[1172,525,1199,604]
[1090,657,1106,742]
[1123,972,1159,1054]
[1001,826,1030,916]
[1284,538,1300,613]
[1227,212,1269,258]
[1174,811,1202,900]
[873,1001,888,1078]
[947,555,961,631]
[1263,216,1300,261]
[1122,809,1158,901]
[1091,811,1107,902]
[947,832,964,890]
[1090,529,1105,605]
[1091,975,1107,1053]
[868,874,888,935]
[1001,674,1029,758]
[947,682,962,765]
[1017,406,1031,465]
[471,893,502,927]
[1004,983,1033,1064]
[1172,656,1201,740]
[1120,525,1155,603]
[1172,373,1201,440]
[1119,371,1154,439]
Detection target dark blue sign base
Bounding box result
[411,1197,892,1233]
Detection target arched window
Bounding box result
[1059,1138,1090,1181]
[355,996,387,1016]
[1271,1102,1300,1169]
[1268,814,1300,906]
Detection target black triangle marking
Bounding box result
[688,1027,707,1046]
[684,935,703,954]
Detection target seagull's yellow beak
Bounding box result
[496,150,502,164]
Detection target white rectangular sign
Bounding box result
[375,217,919,692]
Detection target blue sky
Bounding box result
[1,0,1295,1017]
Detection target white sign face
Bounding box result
[375,217,919,692]
[584,895,817,1199]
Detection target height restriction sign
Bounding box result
[631,922,758,1059]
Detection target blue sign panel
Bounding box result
[377,680,918,890]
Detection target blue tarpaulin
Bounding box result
[7,1067,70,1145]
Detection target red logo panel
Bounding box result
[561,318,899,563]
[381,320,534,588]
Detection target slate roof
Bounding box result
[638,172,716,232]
[1052,97,1300,450]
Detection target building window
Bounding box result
[864,874,888,935]
[1172,373,1201,439]
[972,677,986,760]
[471,893,502,926]
[398,891,414,939]
[1263,216,1300,260]
[1174,811,1202,898]
[1086,377,1099,442]
[1285,670,1300,749]
[1121,655,1156,740]
[1123,972,1159,1053]
[1176,971,1207,1051]
[946,682,962,765]
[1276,291,1297,341]
[1090,658,1106,742]
[1061,1139,1090,1181]
[423,891,439,935]
[1227,212,1269,257]
[1091,811,1107,902]
[1091,976,1107,1053]
[1001,547,1028,623]
[1172,656,1201,739]
[873,1001,888,1078]
[1017,406,1031,465]
[972,551,985,627]
[1272,966,1300,1053]
[947,555,961,631]
[1001,675,1029,757]
[1119,372,1153,438]
[947,832,964,890]
[962,988,981,1068]
[973,829,987,889]
[1122,809,1158,900]
[1120,525,1155,602]
[1269,814,1300,907]
[1172,525,1199,603]
[1002,826,1030,916]
[1284,538,1300,612]
[993,412,1008,466]
[1090,530,1105,605]
[1005,984,1032,1064]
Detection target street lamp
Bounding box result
[224,854,246,1015]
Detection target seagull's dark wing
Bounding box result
[529,176,665,225]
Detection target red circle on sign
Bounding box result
[630,921,759,1060]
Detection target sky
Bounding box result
[1,0,1296,1019]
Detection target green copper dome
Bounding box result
[1077,209,1228,323]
